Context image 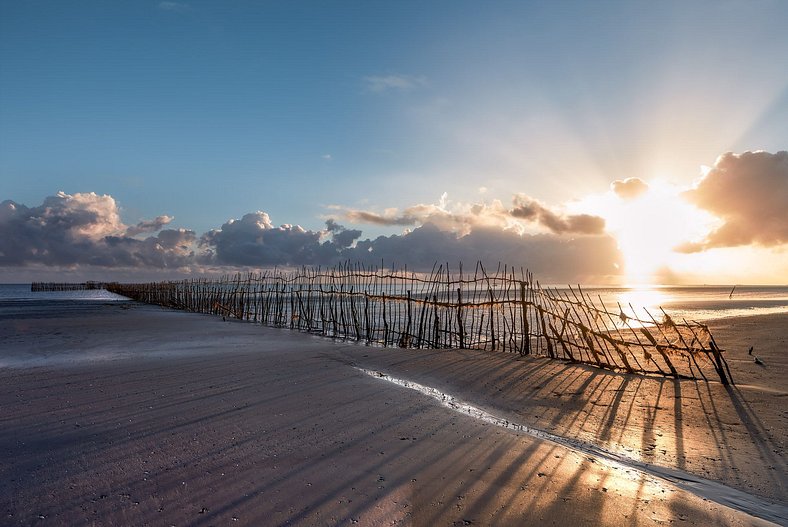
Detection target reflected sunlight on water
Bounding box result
[586,285,788,326]
[613,288,669,317]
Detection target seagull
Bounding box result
[749,346,765,365]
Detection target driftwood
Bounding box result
[102,262,731,384]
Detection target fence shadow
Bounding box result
[338,342,785,504]
[1,345,745,526]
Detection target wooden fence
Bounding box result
[105,263,733,384]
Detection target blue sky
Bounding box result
[1,1,787,283]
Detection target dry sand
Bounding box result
[1,301,786,526]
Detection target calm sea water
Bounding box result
[1,283,786,322]
[0,284,129,320]
[557,284,788,323]
[0,284,128,302]
[0,283,785,369]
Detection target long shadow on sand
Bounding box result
[2,300,785,526]
[1,346,771,526]
[344,345,788,504]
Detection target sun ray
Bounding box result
[573,180,720,284]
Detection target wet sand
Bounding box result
[1,302,785,526]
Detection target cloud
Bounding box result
[510,194,606,234]
[157,1,190,12]
[343,208,423,226]
[363,74,427,93]
[102,229,196,268]
[324,218,343,233]
[348,223,621,283]
[197,209,619,281]
[324,219,362,249]
[339,194,512,235]
[125,215,174,236]
[199,212,351,267]
[339,193,605,237]
[611,177,649,200]
[678,151,788,252]
[0,192,193,269]
[3,191,621,282]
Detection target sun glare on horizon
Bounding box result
[576,180,720,285]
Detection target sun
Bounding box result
[574,180,719,284]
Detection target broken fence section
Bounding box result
[105,263,732,384]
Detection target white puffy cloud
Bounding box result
[199,212,359,267]
[611,177,649,200]
[678,151,788,252]
[0,192,193,268]
[2,191,621,282]
[198,209,620,281]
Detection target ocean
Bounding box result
[0,284,129,319]
[566,284,788,323]
[1,282,786,369]
[2,283,787,322]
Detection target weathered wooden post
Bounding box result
[520,281,530,356]
[457,287,465,349]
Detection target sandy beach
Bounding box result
[1,301,786,526]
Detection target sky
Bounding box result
[1,1,787,284]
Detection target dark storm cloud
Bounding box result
[678,151,788,252]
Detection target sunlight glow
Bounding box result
[574,181,720,284]
[615,287,668,315]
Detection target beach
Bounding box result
[1,300,786,526]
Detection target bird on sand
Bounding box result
[749,346,765,365]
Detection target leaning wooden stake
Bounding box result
[708,334,730,385]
